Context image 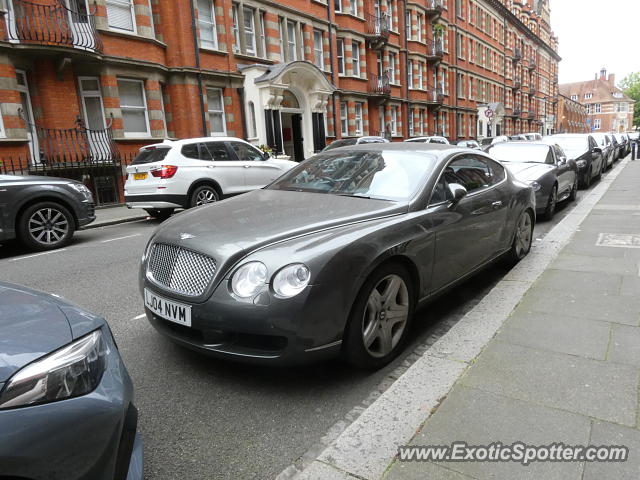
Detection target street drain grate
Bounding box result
[596,233,640,248]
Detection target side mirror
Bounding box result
[593,147,602,154]
[262,151,271,160]
[447,182,468,207]
[558,156,567,165]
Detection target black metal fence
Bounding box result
[5,0,102,52]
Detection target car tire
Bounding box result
[189,185,220,208]
[542,185,557,221]
[569,175,578,202]
[581,167,591,189]
[506,210,534,264]
[18,201,75,251]
[144,208,174,221]
[342,262,415,369]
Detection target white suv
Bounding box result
[124,137,297,219]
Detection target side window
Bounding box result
[553,145,564,160]
[429,174,451,205]
[229,141,263,161]
[485,158,505,184]
[446,156,492,193]
[181,143,200,159]
[201,142,233,161]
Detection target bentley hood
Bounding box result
[151,189,404,276]
[503,162,554,182]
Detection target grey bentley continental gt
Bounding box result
[139,144,535,368]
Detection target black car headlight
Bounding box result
[576,159,587,168]
[0,330,108,409]
[272,263,311,298]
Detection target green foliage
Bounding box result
[619,72,640,129]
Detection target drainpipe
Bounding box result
[403,0,409,136]
[189,0,208,137]
[238,87,248,139]
[326,1,337,139]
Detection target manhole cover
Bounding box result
[596,233,640,248]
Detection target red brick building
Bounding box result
[0,0,559,203]
[560,69,636,134]
[556,93,588,134]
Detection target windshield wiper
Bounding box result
[335,193,390,201]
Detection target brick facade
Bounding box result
[557,94,589,134]
[0,0,559,201]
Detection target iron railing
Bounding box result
[513,47,522,61]
[4,0,102,52]
[428,40,444,60]
[368,72,391,95]
[365,12,390,39]
[528,57,537,69]
[426,88,445,104]
[513,80,521,90]
[426,0,444,13]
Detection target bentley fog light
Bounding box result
[272,264,310,298]
[0,330,108,409]
[231,261,268,298]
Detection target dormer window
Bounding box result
[584,93,592,100]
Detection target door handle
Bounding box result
[207,165,215,169]
[491,201,503,209]
[243,165,251,169]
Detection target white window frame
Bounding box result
[594,103,601,113]
[408,110,414,136]
[337,39,345,75]
[106,0,136,34]
[206,87,227,136]
[197,0,218,50]
[418,62,424,89]
[244,7,257,56]
[78,76,106,130]
[584,93,592,100]
[340,101,348,135]
[388,0,395,30]
[570,94,577,101]
[118,78,150,138]
[232,5,240,53]
[259,12,267,57]
[416,13,423,42]
[419,109,425,135]
[0,107,5,138]
[391,106,398,135]
[389,52,396,83]
[408,59,413,89]
[379,108,385,135]
[287,20,298,61]
[354,102,363,135]
[335,0,343,13]
[594,118,601,130]
[313,29,324,70]
[349,0,358,16]
[352,41,361,77]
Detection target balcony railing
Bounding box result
[426,88,445,105]
[513,80,521,90]
[513,108,522,117]
[513,47,522,62]
[368,72,391,95]
[426,0,444,14]
[427,40,444,62]
[528,111,536,119]
[5,0,102,53]
[527,57,537,69]
[365,13,390,41]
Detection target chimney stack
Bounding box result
[609,73,615,87]
[600,67,607,80]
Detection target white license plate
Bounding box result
[144,289,192,327]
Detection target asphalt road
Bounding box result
[0,173,610,480]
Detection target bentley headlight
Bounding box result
[68,182,93,201]
[527,181,541,192]
[576,159,587,168]
[272,264,310,298]
[0,330,108,409]
[231,261,268,298]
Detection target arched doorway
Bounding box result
[280,89,305,162]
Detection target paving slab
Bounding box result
[529,268,622,296]
[460,341,639,426]
[389,385,589,480]
[495,311,610,360]
[582,421,640,480]
[385,461,477,480]
[608,324,640,367]
[549,252,637,276]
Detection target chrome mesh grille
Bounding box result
[147,243,217,296]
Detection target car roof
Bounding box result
[139,137,250,150]
[324,142,474,159]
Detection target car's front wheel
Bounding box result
[18,201,75,251]
[343,263,415,369]
[144,208,174,221]
[569,175,578,201]
[542,185,557,221]
[189,185,220,208]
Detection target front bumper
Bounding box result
[77,201,96,228]
[143,280,348,366]
[0,330,143,480]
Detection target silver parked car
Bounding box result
[487,141,578,220]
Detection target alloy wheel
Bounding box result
[514,212,533,258]
[195,188,217,206]
[28,207,69,246]
[362,274,410,358]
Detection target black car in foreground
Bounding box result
[139,144,535,368]
[0,174,95,250]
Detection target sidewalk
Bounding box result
[292,156,640,480]
[84,205,149,229]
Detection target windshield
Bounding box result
[323,139,358,151]
[545,137,589,159]
[488,143,551,163]
[267,150,438,201]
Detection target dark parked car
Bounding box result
[591,132,615,170]
[453,139,481,149]
[487,141,578,220]
[140,144,535,368]
[0,282,143,480]
[543,134,605,188]
[613,133,629,159]
[0,174,95,250]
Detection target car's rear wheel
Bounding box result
[581,166,592,189]
[189,185,220,208]
[18,202,75,251]
[343,263,415,369]
[506,210,534,264]
[542,185,557,221]
[144,208,174,221]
